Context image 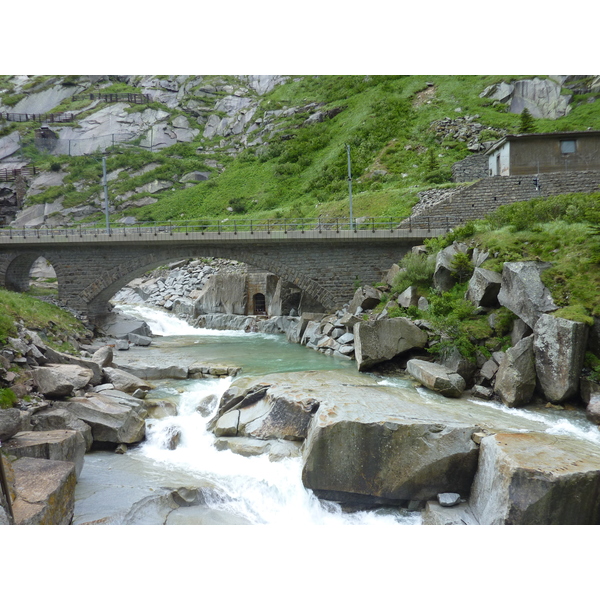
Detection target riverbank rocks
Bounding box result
[2,429,86,477]
[493,335,537,407]
[469,432,600,524]
[533,314,588,403]
[466,267,502,307]
[497,262,558,328]
[406,359,466,398]
[32,364,95,398]
[353,317,428,371]
[11,457,77,525]
[60,391,146,445]
[0,407,21,441]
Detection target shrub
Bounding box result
[0,388,17,409]
[391,252,435,294]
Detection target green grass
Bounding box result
[0,289,89,347]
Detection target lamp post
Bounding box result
[346,144,354,230]
[102,155,110,235]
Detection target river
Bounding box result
[73,304,600,526]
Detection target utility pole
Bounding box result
[346,144,354,230]
[102,156,111,234]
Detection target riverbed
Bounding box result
[73,305,600,525]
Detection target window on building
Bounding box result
[560,140,576,154]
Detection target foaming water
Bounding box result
[119,303,274,338]
[112,305,418,525]
[468,398,600,444]
[136,377,418,525]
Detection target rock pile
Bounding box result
[430,115,506,152]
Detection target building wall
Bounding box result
[509,136,600,175]
[488,142,511,176]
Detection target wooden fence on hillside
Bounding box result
[0,166,37,182]
[0,112,75,123]
[71,93,151,104]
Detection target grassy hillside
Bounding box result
[4,74,600,226]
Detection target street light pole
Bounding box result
[346,144,354,230]
[102,155,111,235]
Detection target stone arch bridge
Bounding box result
[0,221,445,320]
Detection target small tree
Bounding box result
[451,252,474,284]
[518,108,536,134]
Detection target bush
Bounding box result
[0,388,17,409]
[391,252,435,294]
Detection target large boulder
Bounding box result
[113,363,188,380]
[11,457,77,525]
[31,407,93,451]
[533,314,588,403]
[61,392,146,445]
[347,285,382,314]
[494,335,537,407]
[469,432,600,524]
[103,367,156,393]
[353,317,428,371]
[2,429,86,478]
[90,346,114,368]
[433,242,470,292]
[32,364,95,398]
[497,262,558,328]
[302,380,481,505]
[465,267,502,307]
[406,359,466,398]
[0,407,21,441]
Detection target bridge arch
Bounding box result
[78,246,337,318]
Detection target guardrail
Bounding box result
[0,215,455,240]
[0,111,75,123]
[71,93,151,104]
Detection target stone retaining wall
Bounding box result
[410,170,600,229]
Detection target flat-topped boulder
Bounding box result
[103,367,155,393]
[61,391,146,445]
[353,317,428,371]
[406,359,466,398]
[2,429,86,477]
[32,364,96,398]
[470,432,600,525]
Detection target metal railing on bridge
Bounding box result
[0,215,456,240]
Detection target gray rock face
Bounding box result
[397,285,420,308]
[348,286,382,314]
[406,359,466,398]
[31,407,93,451]
[91,346,113,368]
[61,392,146,445]
[497,262,558,328]
[214,437,302,461]
[103,367,155,393]
[193,271,247,315]
[509,78,572,119]
[466,267,502,307]
[353,317,428,371]
[12,457,77,525]
[494,335,536,407]
[2,429,86,478]
[470,432,600,524]
[0,407,21,441]
[32,364,95,398]
[533,314,588,403]
[302,386,481,505]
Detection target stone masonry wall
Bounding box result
[409,170,600,229]
[452,155,489,183]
